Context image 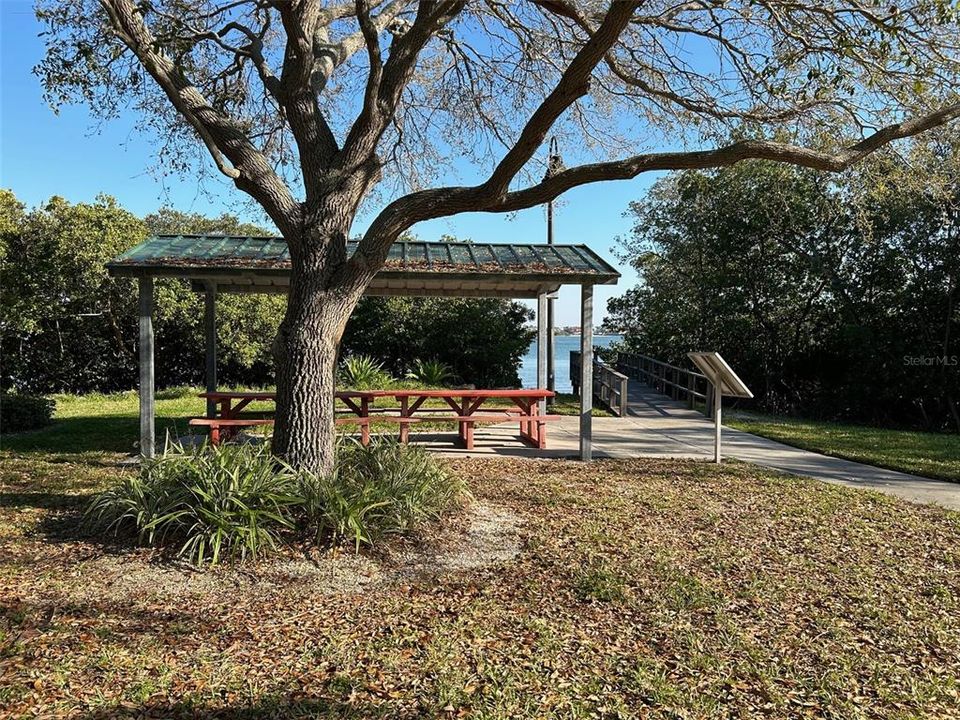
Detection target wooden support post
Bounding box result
[399,396,410,444]
[547,293,556,405]
[204,283,217,418]
[571,352,580,397]
[624,373,629,414]
[579,284,594,462]
[713,384,722,463]
[546,199,555,404]
[138,277,155,458]
[537,291,548,416]
[361,396,370,446]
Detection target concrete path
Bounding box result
[422,382,960,511]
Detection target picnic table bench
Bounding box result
[190,389,558,450]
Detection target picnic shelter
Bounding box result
[107,235,620,460]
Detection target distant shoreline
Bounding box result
[527,332,623,339]
[554,334,622,338]
[519,335,623,392]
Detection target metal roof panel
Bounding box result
[107,235,620,287]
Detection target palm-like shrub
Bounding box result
[405,358,455,387]
[86,442,302,564]
[339,355,392,389]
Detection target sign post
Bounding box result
[713,386,722,463]
[687,352,753,463]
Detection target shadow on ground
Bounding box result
[0,490,87,511]
[0,416,193,455]
[75,695,394,719]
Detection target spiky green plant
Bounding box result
[339,355,392,389]
[299,438,467,549]
[85,442,302,564]
[405,358,455,387]
[86,439,467,562]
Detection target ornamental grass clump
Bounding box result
[405,358,455,387]
[300,439,467,549]
[86,442,302,564]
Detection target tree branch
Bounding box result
[334,0,467,204]
[98,0,300,235]
[480,1,640,197]
[357,0,385,110]
[358,100,960,262]
[275,2,340,194]
[309,0,411,94]
[343,0,639,284]
[533,0,839,125]
[217,20,282,100]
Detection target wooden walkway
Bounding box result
[423,380,960,511]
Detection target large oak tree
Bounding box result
[36,0,960,473]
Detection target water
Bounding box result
[519,335,623,393]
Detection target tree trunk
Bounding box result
[271,216,365,476]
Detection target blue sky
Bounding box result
[0,1,657,325]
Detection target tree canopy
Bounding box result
[0,192,534,394]
[0,195,286,392]
[606,132,960,431]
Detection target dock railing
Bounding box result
[570,351,630,417]
[613,352,712,414]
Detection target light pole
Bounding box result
[544,137,564,403]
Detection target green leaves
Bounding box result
[1,192,284,394]
[299,439,468,550]
[342,295,534,389]
[405,359,455,387]
[610,136,960,430]
[84,438,467,564]
[338,355,393,390]
[0,393,56,432]
[85,441,303,564]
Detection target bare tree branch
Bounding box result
[309,0,411,94]
[217,20,282,100]
[274,2,340,197]
[533,0,853,124]
[347,0,641,281]
[337,1,467,181]
[98,0,300,234]
[356,0,385,124]
[360,100,960,258]
[480,1,640,197]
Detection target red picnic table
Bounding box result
[191,388,557,450]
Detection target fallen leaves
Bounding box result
[2,456,960,718]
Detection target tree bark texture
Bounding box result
[271,207,368,476]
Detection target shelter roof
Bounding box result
[107,235,620,297]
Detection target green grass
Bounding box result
[0,388,281,459]
[728,411,960,482]
[0,388,211,458]
[1,388,958,716]
[550,392,609,417]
